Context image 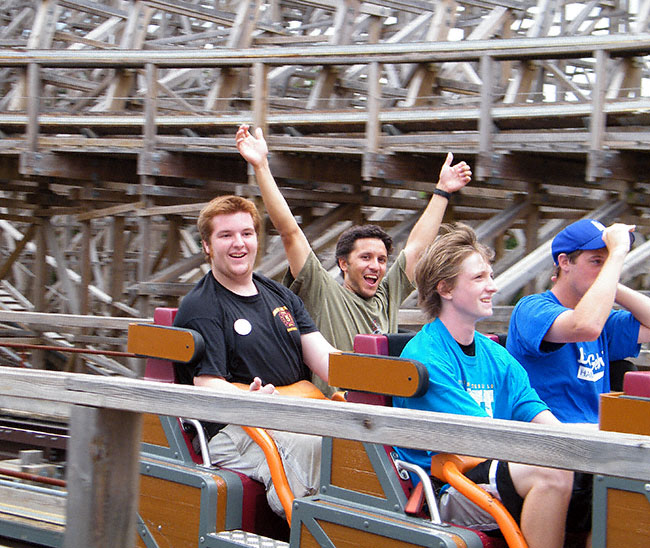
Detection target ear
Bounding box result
[338,256,348,274]
[436,279,453,300]
[556,253,570,270]
[202,239,211,257]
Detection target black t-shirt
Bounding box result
[173,271,318,388]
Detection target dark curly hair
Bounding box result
[334,225,393,272]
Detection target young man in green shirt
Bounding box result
[235,124,472,358]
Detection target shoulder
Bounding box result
[255,272,305,303]
[402,322,443,357]
[295,250,328,278]
[511,291,566,323]
[513,291,548,311]
[175,274,219,324]
[286,250,336,291]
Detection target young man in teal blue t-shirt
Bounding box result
[394,224,589,548]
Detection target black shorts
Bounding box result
[465,460,592,534]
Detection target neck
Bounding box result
[550,279,579,309]
[438,311,476,346]
[212,270,257,296]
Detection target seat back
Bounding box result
[325,344,429,515]
[143,307,179,383]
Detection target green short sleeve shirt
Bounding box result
[283,249,415,351]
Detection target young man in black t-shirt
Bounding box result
[174,195,336,518]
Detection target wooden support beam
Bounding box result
[0,224,37,281]
[587,49,610,182]
[476,54,496,182]
[79,220,92,317]
[64,405,142,548]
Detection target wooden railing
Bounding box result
[1,366,650,546]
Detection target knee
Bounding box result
[534,468,573,497]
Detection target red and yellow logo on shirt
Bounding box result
[273,306,297,332]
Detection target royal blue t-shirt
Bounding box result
[507,291,641,423]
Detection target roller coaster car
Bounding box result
[597,370,650,548]
[131,309,528,548]
[133,308,291,547]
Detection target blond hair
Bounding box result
[415,223,494,319]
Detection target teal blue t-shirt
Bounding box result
[393,319,548,472]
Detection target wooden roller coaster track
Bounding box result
[0,0,648,372]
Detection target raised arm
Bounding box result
[546,223,634,343]
[236,125,311,278]
[403,153,472,281]
[615,284,650,343]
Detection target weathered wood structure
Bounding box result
[1,0,649,371]
[1,360,650,547]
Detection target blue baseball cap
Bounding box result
[552,219,606,265]
[551,219,634,264]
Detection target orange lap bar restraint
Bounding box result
[430,453,528,548]
[236,380,330,525]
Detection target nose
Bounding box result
[487,277,498,292]
[232,232,245,246]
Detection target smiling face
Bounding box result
[338,238,388,299]
[440,251,497,324]
[202,211,258,289]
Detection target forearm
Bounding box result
[193,375,241,393]
[530,409,561,425]
[252,159,311,275]
[571,254,626,335]
[252,158,298,235]
[615,283,650,328]
[403,193,448,280]
[301,332,336,383]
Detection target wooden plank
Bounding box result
[0,484,65,526]
[0,310,151,330]
[0,223,37,281]
[2,368,650,482]
[64,405,142,547]
[3,34,650,70]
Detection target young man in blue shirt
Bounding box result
[507,219,650,424]
[393,224,588,548]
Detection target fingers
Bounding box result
[456,162,471,179]
[248,377,277,395]
[249,377,263,391]
[443,151,453,167]
[603,223,635,253]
